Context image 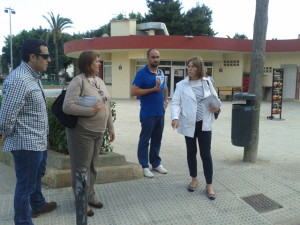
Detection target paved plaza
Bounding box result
[0,98,299,225]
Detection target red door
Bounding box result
[243,77,250,92]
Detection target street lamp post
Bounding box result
[4,7,16,72]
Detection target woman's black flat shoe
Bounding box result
[88,201,104,209]
[87,208,94,217]
[187,183,198,192]
[206,191,216,200]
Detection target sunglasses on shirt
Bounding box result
[35,54,51,60]
[98,90,107,103]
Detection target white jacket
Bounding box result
[171,77,221,138]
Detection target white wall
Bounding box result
[214,53,244,88]
[106,50,300,100]
[263,53,298,87]
[111,19,136,37]
[111,52,131,99]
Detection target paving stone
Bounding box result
[0,100,299,225]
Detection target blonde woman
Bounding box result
[171,56,220,200]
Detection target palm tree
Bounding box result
[43,12,73,81]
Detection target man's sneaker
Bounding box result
[153,165,168,174]
[143,168,154,178]
[32,202,57,218]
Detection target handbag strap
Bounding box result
[60,76,84,98]
[206,80,219,98]
[206,80,213,95]
[80,77,84,96]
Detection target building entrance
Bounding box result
[171,67,186,97]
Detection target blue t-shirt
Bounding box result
[132,65,165,117]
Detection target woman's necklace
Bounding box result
[87,76,107,103]
[87,76,100,89]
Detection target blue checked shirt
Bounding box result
[0,61,48,151]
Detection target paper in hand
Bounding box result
[202,95,221,110]
[156,75,167,89]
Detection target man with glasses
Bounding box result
[131,49,168,178]
[0,38,57,225]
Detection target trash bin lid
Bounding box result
[233,92,256,100]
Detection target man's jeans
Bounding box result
[12,150,47,225]
[138,116,164,168]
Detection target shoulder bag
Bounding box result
[51,78,83,128]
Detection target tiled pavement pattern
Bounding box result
[0,100,299,225]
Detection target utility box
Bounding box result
[231,93,257,147]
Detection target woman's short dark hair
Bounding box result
[78,51,98,76]
[187,56,205,79]
[21,38,48,62]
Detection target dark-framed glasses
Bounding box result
[98,90,107,103]
[35,54,50,60]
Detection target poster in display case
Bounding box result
[174,69,184,77]
[267,68,284,120]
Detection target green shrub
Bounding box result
[47,98,116,154]
[47,98,69,154]
[0,95,116,154]
[42,81,59,85]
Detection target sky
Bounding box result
[0,0,299,51]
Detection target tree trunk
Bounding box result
[73,58,79,76]
[55,42,59,82]
[244,0,269,162]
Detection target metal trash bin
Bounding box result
[231,93,257,147]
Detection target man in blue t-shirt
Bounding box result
[131,49,168,178]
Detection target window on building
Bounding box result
[204,62,213,67]
[224,60,240,67]
[136,61,147,72]
[172,61,185,66]
[204,62,212,67]
[206,68,213,77]
[204,62,213,77]
[264,67,272,73]
[137,61,147,65]
[160,61,172,65]
[103,62,112,85]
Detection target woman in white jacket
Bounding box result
[171,56,221,200]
